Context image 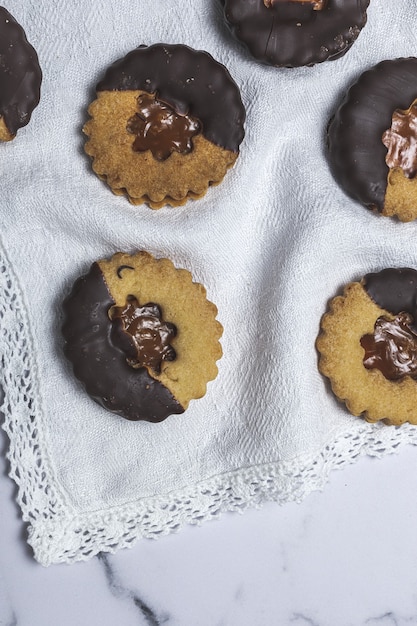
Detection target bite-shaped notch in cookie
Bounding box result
[83,44,246,209]
[222,0,370,68]
[328,58,417,222]
[0,7,42,141]
[316,268,417,425]
[62,252,223,422]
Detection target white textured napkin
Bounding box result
[2,0,417,566]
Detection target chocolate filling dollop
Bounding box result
[383,99,417,178]
[127,93,200,161]
[361,313,417,380]
[110,296,177,374]
[264,0,326,9]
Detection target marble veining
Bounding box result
[290,614,321,626]
[4,614,18,626]
[366,614,417,625]
[97,552,170,625]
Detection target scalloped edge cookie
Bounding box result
[83,44,245,209]
[317,272,417,425]
[62,251,223,422]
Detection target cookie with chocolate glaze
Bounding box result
[83,44,245,208]
[0,7,42,141]
[328,58,417,222]
[62,252,223,422]
[317,268,417,425]
[222,0,369,68]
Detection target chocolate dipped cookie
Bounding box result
[0,7,42,141]
[317,268,417,425]
[62,252,223,422]
[328,58,417,222]
[83,44,245,208]
[222,0,369,68]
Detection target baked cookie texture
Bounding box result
[83,44,246,208]
[328,58,417,222]
[62,252,223,422]
[0,7,42,140]
[222,0,369,68]
[317,269,417,425]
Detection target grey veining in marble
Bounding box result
[97,552,170,626]
[365,614,417,625]
[1,610,18,626]
[290,614,321,626]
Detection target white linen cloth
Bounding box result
[1,0,417,566]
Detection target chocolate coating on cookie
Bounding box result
[0,7,42,135]
[328,58,417,211]
[363,268,417,321]
[62,262,184,422]
[96,44,245,152]
[222,0,369,67]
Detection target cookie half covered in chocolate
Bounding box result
[83,44,245,208]
[222,0,369,67]
[0,7,42,141]
[62,252,223,422]
[317,268,417,425]
[328,58,417,222]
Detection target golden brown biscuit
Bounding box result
[0,118,14,142]
[62,251,223,422]
[83,44,245,209]
[316,268,417,425]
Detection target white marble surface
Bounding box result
[2,422,417,626]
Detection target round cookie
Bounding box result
[316,268,417,425]
[0,7,42,141]
[222,0,370,68]
[62,252,223,422]
[328,58,417,222]
[83,44,246,209]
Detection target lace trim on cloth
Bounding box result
[1,245,417,566]
[0,245,70,525]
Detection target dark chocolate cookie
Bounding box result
[83,44,246,208]
[317,268,417,425]
[62,252,223,422]
[328,58,417,222]
[222,0,370,68]
[0,7,42,141]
